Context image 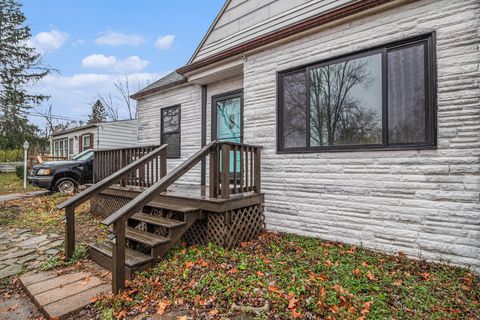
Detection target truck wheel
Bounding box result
[55,177,78,194]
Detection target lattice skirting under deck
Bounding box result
[91,193,265,249]
[182,204,265,249]
[90,193,132,219]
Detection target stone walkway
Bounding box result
[0,228,63,279]
[0,190,50,202]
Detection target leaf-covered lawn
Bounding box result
[99,232,479,319]
[0,172,41,194]
[0,194,108,242]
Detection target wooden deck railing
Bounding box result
[57,145,167,262]
[209,141,261,199]
[94,145,166,187]
[101,141,262,293]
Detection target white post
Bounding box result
[23,149,27,189]
[23,140,29,189]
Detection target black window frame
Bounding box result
[277,32,437,153]
[160,104,181,159]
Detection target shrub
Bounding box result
[0,149,23,162]
[15,165,24,179]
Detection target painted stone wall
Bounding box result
[242,0,480,270]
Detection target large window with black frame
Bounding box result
[277,33,436,153]
[161,105,181,158]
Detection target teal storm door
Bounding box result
[212,90,243,174]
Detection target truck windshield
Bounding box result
[73,150,93,161]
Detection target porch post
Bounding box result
[65,205,75,259]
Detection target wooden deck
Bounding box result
[58,141,264,292]
[100,184,264,212]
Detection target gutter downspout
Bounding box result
[97,125,101,149]
[201,85,207,186]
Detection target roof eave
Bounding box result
[177,0,395,76]
[51,124,97,136]
[130,78,189,100]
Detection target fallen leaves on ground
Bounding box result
[95,232,480,319]
[0,193,108,242]
[156,300,170,315]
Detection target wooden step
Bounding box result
[125,227,170,247]
[89,242,153,268]
[89,242,154,279]
[131,213,186,229]
[147,200,199,214]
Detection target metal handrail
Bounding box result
[57,144,168,210]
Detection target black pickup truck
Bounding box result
[28,150,94,194]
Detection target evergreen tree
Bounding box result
[88,99,108,124]
[0,0,51,149]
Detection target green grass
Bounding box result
[98,232,479,319]
[0,193,107,240]
[0,193,68,232]
[0,172,41,195]
[41,244,88,271]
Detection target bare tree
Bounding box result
[98,74,151,121]
[98,92,118,121]
[309,58,381,146]
[114,75,135,120]
[38,104,57,135]
[37,105,80,134]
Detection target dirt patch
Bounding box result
[0,278,43,320]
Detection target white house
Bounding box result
[131,0,480,270]
[51,119,138,157]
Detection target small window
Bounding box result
[53,141,59,157]
[82,135,91,151]
[58,139,68,157]
[161,105,181,158]
[69,138,74,155]
[64,139,68,156]
[277,33,436,152]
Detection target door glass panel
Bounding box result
[216,97,241,143]
[162,107,180,133]
[216,96,241,174]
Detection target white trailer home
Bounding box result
[126,0,479,271]
[51,120,138,157]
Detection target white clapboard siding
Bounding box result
[192,0,355,62]
[137,84,203,185]
[97,120,138,149]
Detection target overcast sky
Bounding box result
[21,0,224,128]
